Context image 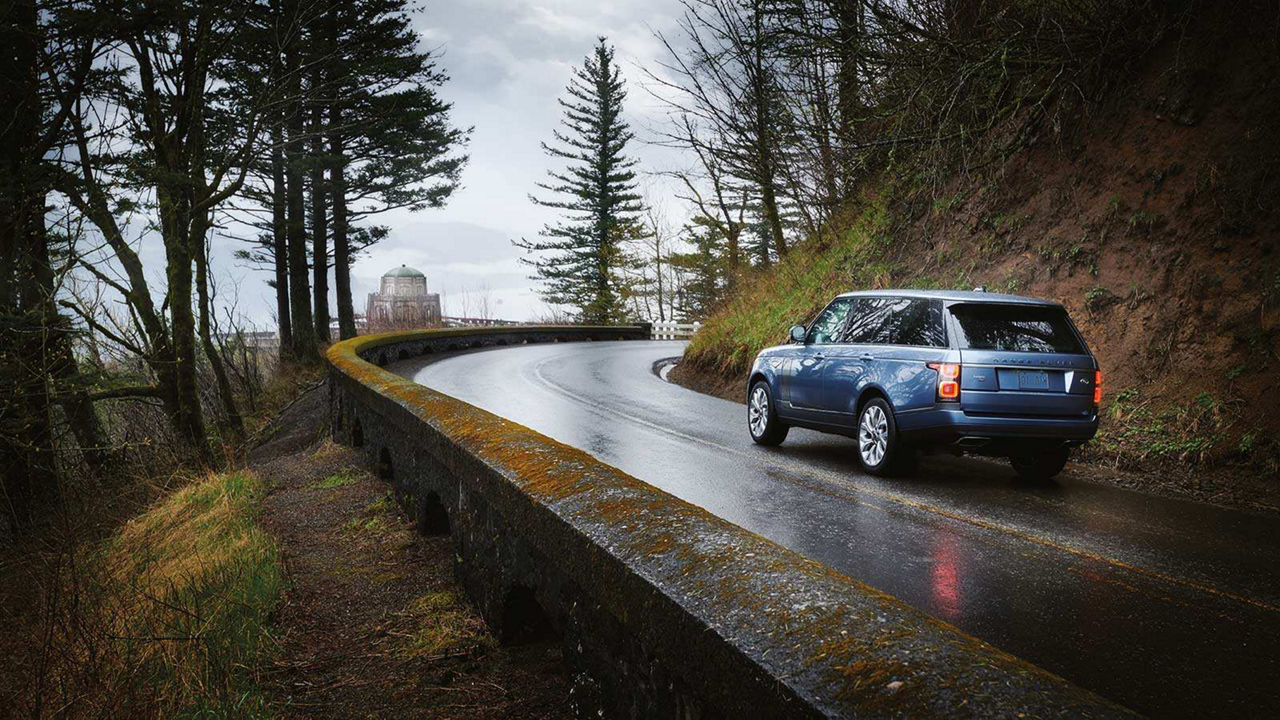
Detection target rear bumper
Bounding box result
[897,407,1098,447]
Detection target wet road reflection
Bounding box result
[930,529,963,621]
[396,340,1280,718]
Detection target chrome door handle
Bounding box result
[813,354,826,361]
[859,353,875,361]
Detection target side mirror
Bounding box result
[789,324,807,343]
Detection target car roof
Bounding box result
[834,289,1062,306]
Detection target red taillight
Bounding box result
[927,362,961,401]
[1093,370,1103,405]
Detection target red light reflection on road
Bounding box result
[931,531,962,620]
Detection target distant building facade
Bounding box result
[365,265,442,330]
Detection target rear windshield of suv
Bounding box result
[948,303,1085,354]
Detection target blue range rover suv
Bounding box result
[746,290,1101,480]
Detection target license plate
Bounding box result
[1018,371,1049,390]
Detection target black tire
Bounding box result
[856,397,913,476]
[1010,446,1070,482]
[747,381,789,446]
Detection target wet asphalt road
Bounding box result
[394,340,1280,718]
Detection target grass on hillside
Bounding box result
[684,202,900,377]
[33,471,282,718]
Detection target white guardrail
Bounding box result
[651,321,701,340]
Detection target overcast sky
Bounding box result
[219,0,692,326]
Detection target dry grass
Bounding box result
[309,470,359,490]
[307,438,348,463]
[342,493,397,534]
[398,591,496,660]
[23,471,282,719]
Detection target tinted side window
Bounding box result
[842,298,894,343]
[842,297,946,346]
[807,298,853,344]
[890,299,947,347]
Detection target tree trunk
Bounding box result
[193,212,244,441]
[311,8,332,344]
[48,318,111,473]
[284,18,318,362]
[29,181,110,473]
[655,242,665,323]
[330,127,357,339]
[2,311,57,532]
[152,44,211,459]
[325,0,356,341]
[759,179,787,260]
[727,223,741,269]
[59,132,187,453]
[1,0,59,529]
[310,120,330,342]
[750,0,786,260]
[158,191,211,456]
[834,0,863,189]
[271,121,292,358]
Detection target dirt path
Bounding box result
[252,386,570,719]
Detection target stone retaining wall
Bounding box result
[326,326,1132,719]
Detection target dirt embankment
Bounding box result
[682,6,1280,491]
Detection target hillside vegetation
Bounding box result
[682,5,1280,479]
[17,471,281,718]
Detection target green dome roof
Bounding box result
[383,264,425,278]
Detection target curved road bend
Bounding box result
[394,340,1280,718]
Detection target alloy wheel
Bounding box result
[749,386,769,438]
[859,404,889,467]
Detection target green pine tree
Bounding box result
[516,38,645,324]
[669,216,728,321]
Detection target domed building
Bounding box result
[365,265,442,330]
